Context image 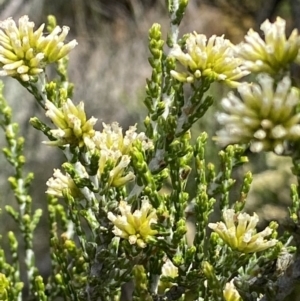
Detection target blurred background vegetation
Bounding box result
[0,0,298,295]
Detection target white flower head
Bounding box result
[97,149,135,187]
[46,168,81,197]
[215,74,300,154]
[107,197,158,248]
[237,17,300,74]
[0,15,77,81]
[90,122,153,188]
[223,280,242,301]
[208,209,277,253]
[44,99,97,148]
[161,258,178,279]
[170,32,248,86]
[91,122,153,154]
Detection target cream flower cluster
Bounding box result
[46,168,82,197]
[161,258,178,279]
[170,32,248,87]
[223,280,242,301]
[158,258,179,294]
[90,122,153,187]
[91,122,153,154]
[45,99,97,148]
[44,106,153,189]
[215,74,300,154]
[0,15,77,81]
[237,17,300,74]
[107,198,158,248]
[208,209,277,253]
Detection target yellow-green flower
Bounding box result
[215,74,300,154]
[46,168,82,197]
[158,258,179,294]
[91,122,153,154]
[0,15,77,81]
[237,17,300,74]
[98,149,135,187]
[89,122,152,188]
[170,32,248,87]
[107,197,158,248]
[45,99,97,147]
[223,280,242,301]
[161,258,178,279]
[208,209,277,253]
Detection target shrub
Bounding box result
[0,1,299,301]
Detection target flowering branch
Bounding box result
[1,5,300,301]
